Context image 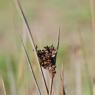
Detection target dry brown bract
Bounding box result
[37,45,57,78]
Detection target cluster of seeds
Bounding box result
[37,45,57,77]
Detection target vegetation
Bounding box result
[0,0,95,95]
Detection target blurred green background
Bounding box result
[0,0,95,95]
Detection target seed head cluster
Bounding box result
[37,45,57,77]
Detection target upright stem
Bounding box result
[48,27,60,95]
[49,76,54,95]
[16,32,42,95]
[40,66,49,94]
[56,27,60,51]
[75,52,82,95]
[14,0,49,94]
[60,71,66,95]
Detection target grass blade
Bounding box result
[22,40,42,95]
[16,32,42,95]
[55,26,60,62]
[56,27,60,52]
[49,28,61,95]
[15,0,49,94]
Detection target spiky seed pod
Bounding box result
[37,45,57,78]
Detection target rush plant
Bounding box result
[14,0,66,95]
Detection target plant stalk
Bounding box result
[15,0,49,94]
[17,32,42,95]
[49,76,54,95]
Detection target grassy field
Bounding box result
[0,0,95,95]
